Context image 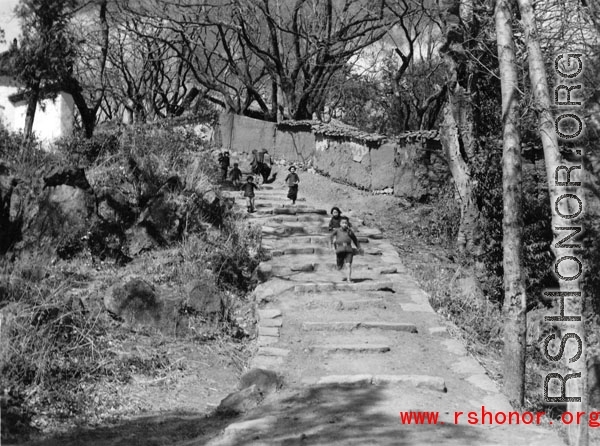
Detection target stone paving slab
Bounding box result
[311,343,392,353]
[301,321,418,333]
[311,374,447,393]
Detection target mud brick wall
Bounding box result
[219,113,277,157]
[313,137,372,190]
[274,125,316,163]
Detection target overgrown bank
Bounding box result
[0,124,262,442]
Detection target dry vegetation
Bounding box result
[0,124,263,443]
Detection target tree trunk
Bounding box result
[24,79,40,139]
[438,91,479,253]
[437,0,481,255]
[69,87,96,138]
[495,0,526,407]
[517,0,588,444]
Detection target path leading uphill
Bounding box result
[210,166,565,446]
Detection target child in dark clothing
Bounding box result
[328,206,351,231]
[240,176,259,213]
[284,165,300,205]
[330,216,362,282]
[218,151,230,181]
[230,163,242,187]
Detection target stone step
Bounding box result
[260,225,328,236]
[255,208,327,216]
[301,321,418,333]
[261,235,370,246]
[294,280,395,293]
[257,308,282,319]
[312,374,447,392]
[268,246,383,256]
[265,245,383,257]
[257,263,394,280]
[255,196,306,202]
[255,202,312,209]
[258,215,329,224]
[311,344,391,353]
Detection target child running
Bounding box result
[284,165,300,205]
[330,216,362,282]
[240,175,259,213]
[230,163,242,187]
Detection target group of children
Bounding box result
[240,165,300,213]
[218,151,244,187]
[219,149,360,281]
[218,149,299,213]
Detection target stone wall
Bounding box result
[216,112,449,200]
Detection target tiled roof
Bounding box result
[277,119,441,144]
[395,130,440,142]
[276,119,387,143]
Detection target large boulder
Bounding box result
[216,368,282,415]
[104,278,163,328]
[239,368,282,394]
[185,279,225,322]
[14,167,97,258]
[136,192,185,245]
[96,187,137,227]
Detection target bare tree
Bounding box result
[387,0,445,131]
[65,0,110,137]
[117,0,397,121]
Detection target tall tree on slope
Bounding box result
[516,0,588,444]
[495,0,526,407]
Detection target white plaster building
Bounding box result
[0,74,75,145]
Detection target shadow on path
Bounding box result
[212,383,488,446]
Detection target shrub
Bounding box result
[54,132,120,166]
[471,146,555,307]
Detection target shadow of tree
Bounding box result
[208,383,488,446]
[19,411,232,446]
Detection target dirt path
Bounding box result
[206,166,565,445]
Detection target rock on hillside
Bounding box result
[0,154,224,262]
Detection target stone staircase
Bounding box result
[207,169,565,446]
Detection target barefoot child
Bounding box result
[240,176,259,213]
[330,216,362,282]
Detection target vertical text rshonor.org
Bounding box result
[544,54,584,403]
